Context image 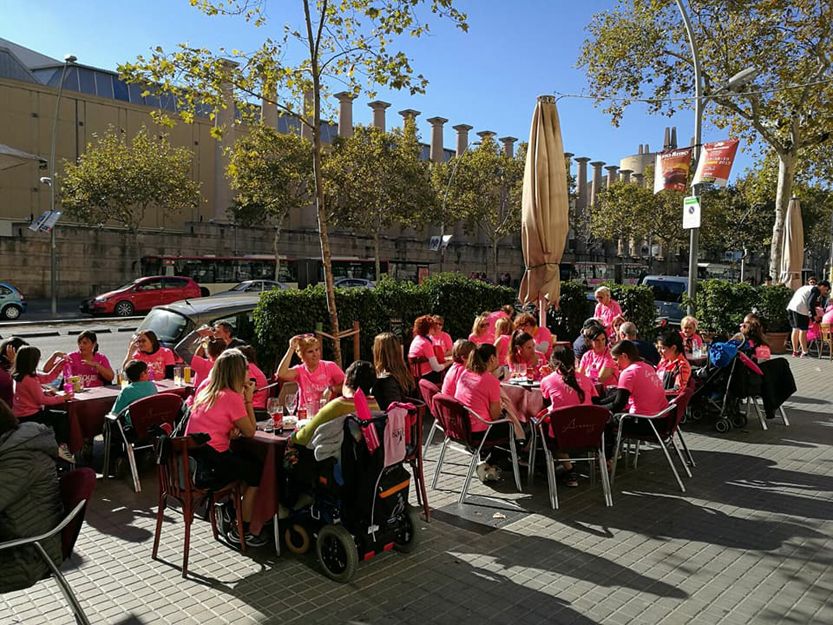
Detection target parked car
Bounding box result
[81,276,203,317]
[221,279,288,294]
[135,292,260,361]
[0,281,26,320]
[641,275,688,324]
[334,277,375,289]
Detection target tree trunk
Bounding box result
[273,224,282,282]
[769,150,797,279]
[374,231,381,282]
[492,239,499,283]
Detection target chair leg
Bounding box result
[182,507,192,578]
[611,418,625,485]
[411,458,431,522]
[598,442,613,507]
[102,421,112,480]
[459,450,480,505]
[669,436,692,478]
[753,398,767,431]
[648,420,685,493]
[676,429,695,468]
[35,543,91,625]
[152,490,166,560]
[508,428,522,492]
[234,487,246,555]
[431,439,450,490]
[423,422,439,459]
[527,425,538,485]
[125,443,142,493]
[779,405,790,426]
[633,439,641,468]
[543,446,558,510]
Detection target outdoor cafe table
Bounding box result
[232,429,290,554]
[65,380,193,454]
[501,380,545,423]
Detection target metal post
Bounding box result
[49,56,76,315]
[674,0,703,313]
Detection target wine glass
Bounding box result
[283,392,298,416]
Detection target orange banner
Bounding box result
[692,139,740,187]
[653,148,693,193]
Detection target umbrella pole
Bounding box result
[538,294,546,329]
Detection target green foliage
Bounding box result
[755,284,792,333]
[252,274,515,370]
[549,281,594,340]
[699,184,773,259]
[607,283,658,341]
[686,279,759,335]
[61,126,201,232]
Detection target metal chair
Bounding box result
[103,392,184,493]
[0,468,96,625]
[152,432,246,578]
[612,383,695,493]
[533,405,613,509]
[418,378,442,458]
[430,393,522,504]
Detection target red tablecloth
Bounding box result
[501,381,545,423]
[233,431,289,536]
[66,380,192,453]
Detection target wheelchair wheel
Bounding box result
[731,414,748,429]
[284,523,311,555]
[394,505,421,554]
[316,524,358,582]
[714,418,730,433]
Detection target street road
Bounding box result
[0,318,138,370]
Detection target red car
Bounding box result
[81,276,203,317]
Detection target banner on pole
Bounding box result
[691,138,740,187]
[653,148,693,194]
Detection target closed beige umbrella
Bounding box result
[780,196,804,290]
[518,95,569,324]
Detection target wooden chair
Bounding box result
[0,468,96,625]
[533,405,613,509]
[152,432,246,578]
[408,356,429,379]
[820,323,833,360]
[430,393,522,504]
[103,392,184,493]
[401,399,431,521]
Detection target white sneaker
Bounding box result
[57,444,75,464]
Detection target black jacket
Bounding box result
[758,358,796,418]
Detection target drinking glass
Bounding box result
[267,398,282,418]
[283,391,298,416]
[173,365,184,386]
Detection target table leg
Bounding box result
[273,513,281,556]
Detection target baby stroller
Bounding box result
[282,411,420,582]
[689,340,763,433]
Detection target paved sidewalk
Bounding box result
[2,356,833,625]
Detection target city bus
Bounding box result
[141,255,388,294]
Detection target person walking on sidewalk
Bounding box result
[787,280,830,357]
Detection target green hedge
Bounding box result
[687,279,791,335]
[252,273,515,369]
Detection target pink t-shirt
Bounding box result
[408,335,436,377]
[186,388,246,452]
[432,331,453,355]
[13,375,65,418]
[540,370,597,409]
[495,335,511,365]
[533,326,554,360]
[65,352,111,388]
[822,308,833,325]
[618,361,669,416]
[189,355,213,389]
[595,300,623,337]
[248,362,268,409]
[134,347,177,380]
[579,348,619,385]
[453,369,501,432]
[485,310,509,343]
[441,362,466,395]
[468,333,490,346]
[292,360,345,409]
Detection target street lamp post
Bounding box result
[48,54,77,315]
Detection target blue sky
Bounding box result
[1,0,754,174]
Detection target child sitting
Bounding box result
[111,360,158,427]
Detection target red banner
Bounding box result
[653,148,693,193]
[692,139,740,187]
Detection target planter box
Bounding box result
[768,331,789,355]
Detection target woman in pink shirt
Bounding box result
[594,287,623,340]
[508,330,546,381]
[11,345,73,462]
[493,318,512,369]
[64,330,114,388]
[514,313,555,361]
[408,315,449,383]
[430,315,454,358]
[597,340,668,417]
[238,345,269,410]
[185,349,265,546]
[468,313,491,345]
[122,330,177,380]
[453,343,526,481]
[441,339,476,396]
[277,334,345,413]
[189,338,227,390]
[578,326,618,386]
[540,346,598,487]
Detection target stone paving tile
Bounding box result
[2,355,833,624]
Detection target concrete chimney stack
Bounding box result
[671,127,678,148]
[334,91,355,138]
[575,157,590,212]
[368,100,391,131]
[500,136,518,158]
[590,161,605,208]
[605,165,620,187]
[427,117,448,162]
[453,124,473,156]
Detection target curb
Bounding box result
[14,331,61,338]
[0,315,144,327]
